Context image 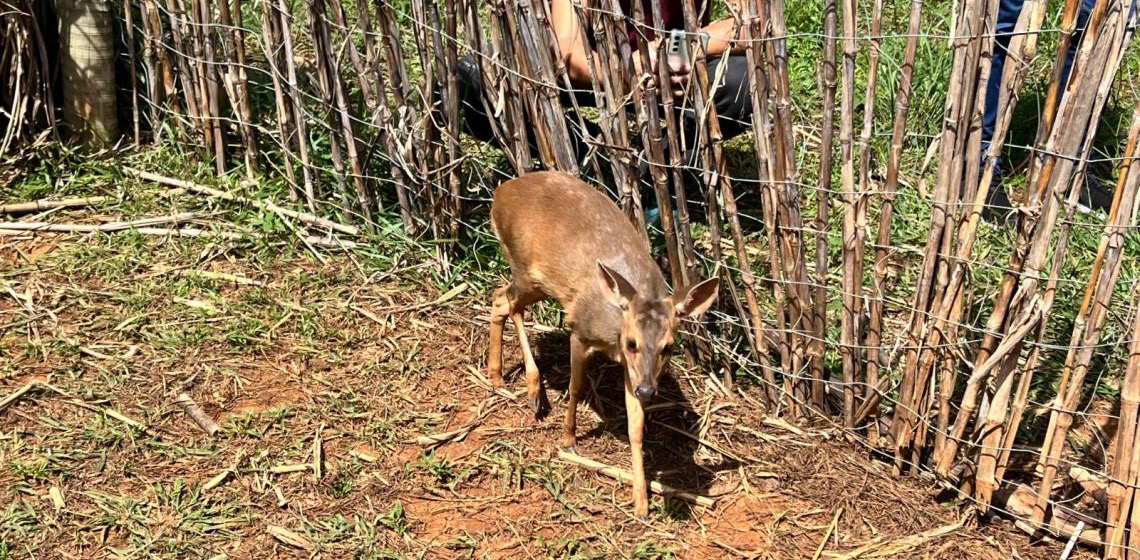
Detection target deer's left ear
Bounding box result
[673,277,720,318]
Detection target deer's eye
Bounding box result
[626,339,639,352]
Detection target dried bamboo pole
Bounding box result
[836,0,859,427]
[274,0,317,211]
[441,0,463,233]
[123,0,141,144]
[359,0,415,230]
[409,0,448,243]
[162,0,205,147]
[377,0,427,223]
[936,0,1130,487]
[1031,31,1139,522]
[810,0,839,412]
[511,0,579,173]
[125,167,360,235]
[916,0,1045,474]
[189,0,226,173]
[627,0,681,288]
[576,0,640,224]
[741,0,781,406]
[457,0,518,173]
[1106,286,1140,559]
[137,0,163,140]
[217,0,258,177]
[890,0,992,472]
[259,0,299,202]
[765,0,816,417]
[486,0,532,170]
[861,0,923,435]
[308,0,371,220]
[642,0,698,284]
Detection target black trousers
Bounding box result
[456,53,755,169]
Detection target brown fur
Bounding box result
[487,171,719,519]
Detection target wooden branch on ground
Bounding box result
[123,168,359,236]
[0,226,356,250]
[557,450,715,508]
[0,196,113,214]
[174,393,221,436]
[0,212,200,233]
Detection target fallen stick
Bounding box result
[154,267,264,286]
[556,450,716,508]
[0,226,244,240]
[0,196,113,214]
[0,226,356,250]
[812,508,842,560]
[175,392,221,436]
[125,167,359,236]
[266,525,314,551]
[0,212,201,233]
[0,381,45,413]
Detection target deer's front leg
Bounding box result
[624,377,649,519]
[563,335,586,452]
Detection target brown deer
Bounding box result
[487,171,719,519]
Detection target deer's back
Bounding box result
[491,172,665,311]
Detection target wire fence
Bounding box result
[15,0,1140,555]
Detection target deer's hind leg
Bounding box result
[487,285,512,388]
[506,281,546,413]
[488,278,546,410]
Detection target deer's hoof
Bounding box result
[528,396,541,413]
[564,444,579,455]
[637,514,649,522]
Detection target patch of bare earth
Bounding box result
[0,235,1088,559]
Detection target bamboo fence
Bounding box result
[5,0,1140,555]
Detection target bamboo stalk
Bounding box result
[375,0,421,230]
[836,0,859,427]
[938,0,1130,491]
[259,0,299,201]
[1106,285,1140,560]
[123,0,141,144]
[0,212,200,232]
[175,392,221,436]
[921,0,1046,480]
[308,0,370,219]
[810,0,840,413]
[557,450,715,507]
[0,196,112,214]
[275,0,317,211]
[217,0,258,177]
[163,0,205,149]
[188,0,225,173]
[862,0,923,435]
[891,0,992,472]
[627,0,681,288]
[765,0,815,417]
[741,0,780,406]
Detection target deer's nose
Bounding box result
[635,384,656,400]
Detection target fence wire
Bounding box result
[81,0,1140,555]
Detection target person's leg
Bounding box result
[980,0,1026,222]
[983,0,1025,149]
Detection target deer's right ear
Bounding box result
[598,262,637,309]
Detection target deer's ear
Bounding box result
[673,277,720,318]
[598,262,638,309]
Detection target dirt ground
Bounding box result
[0,231,1090,559]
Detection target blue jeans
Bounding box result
[983,0,1133,148]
